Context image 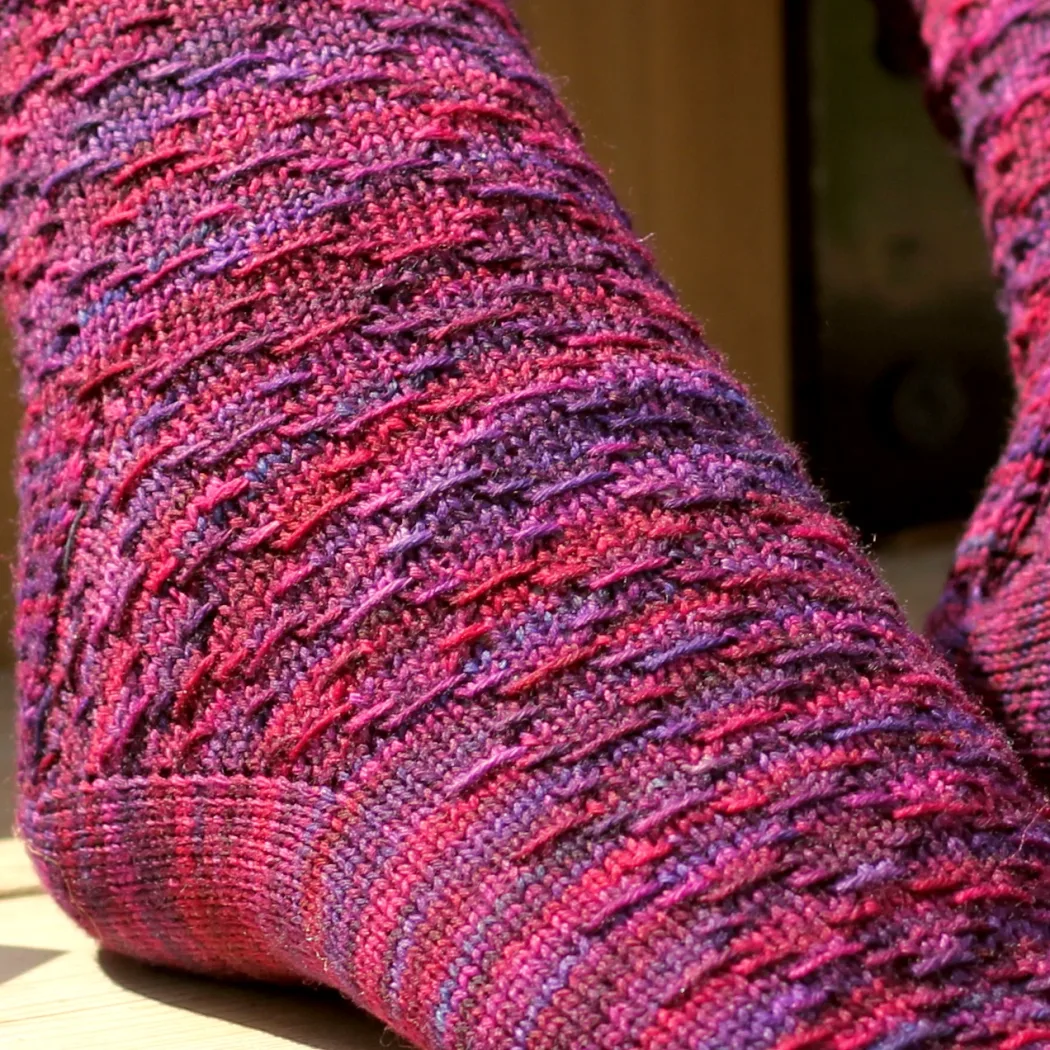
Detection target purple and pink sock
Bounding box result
[5,1,1050,1047]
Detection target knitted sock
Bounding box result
[7,3,1050,1048]
[910,1,1050,778]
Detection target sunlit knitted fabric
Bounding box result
[914,0,1050,779]
[7,2,1050,1048]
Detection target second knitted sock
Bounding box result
[916,0,1050,779]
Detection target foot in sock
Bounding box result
[909,1,1050,778]
[6,2,1050,1047]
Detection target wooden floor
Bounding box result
[0,839,391,1049]
[1,671,13,836]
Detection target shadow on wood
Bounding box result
[98,949,395,1050]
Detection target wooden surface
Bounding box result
[0,838,391,1049]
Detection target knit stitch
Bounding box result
[910,0,1050,779]
[6,2,1050,1048]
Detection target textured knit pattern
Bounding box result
[7,2,1050,1048]
[919,0,1050,778]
